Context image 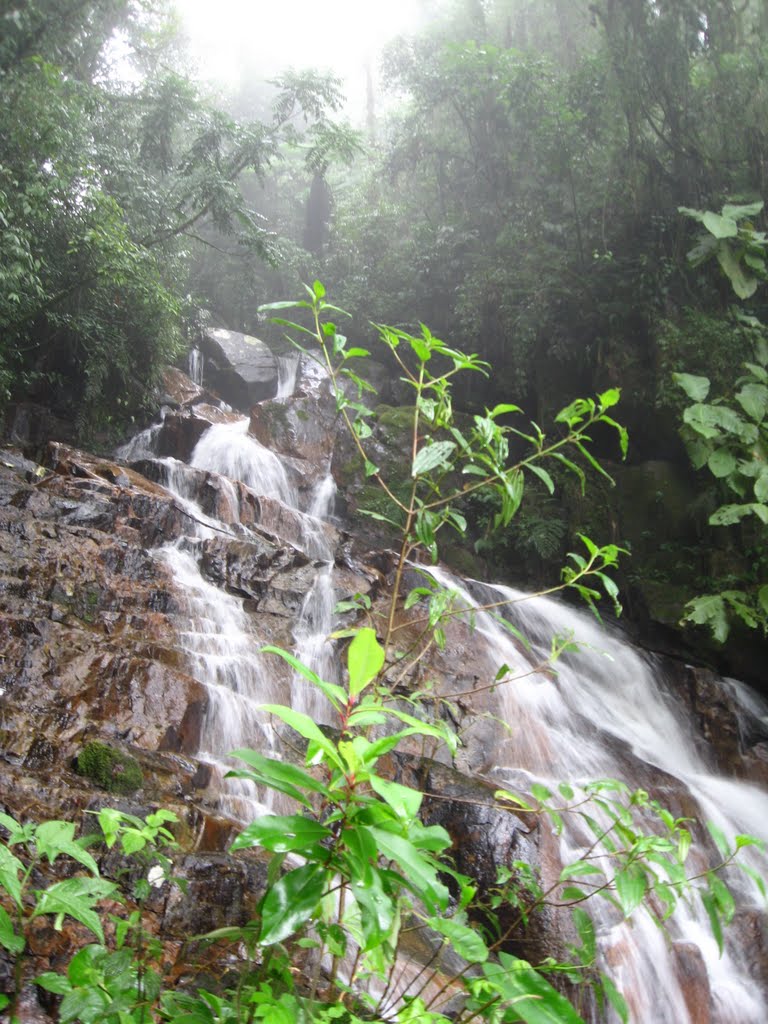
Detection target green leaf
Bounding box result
[494,789,535,811]
[412,440,456,478]
[33,877,117,942]
[709,503,764,526]
[347,627,385,697]
[701,889,724,955]
[673,372,710,402]
[707,449,737,478]
[258,863,326,945]
[598,387,621,409]
[231,815,330,854]
[717,242,759,299]
[559,862,603,882]
[261,645,346,712]
[0,813,23,838]
[571,908,596,962]
[600,975,629,1023]
[35,971,72,995]
[34,821,100,875]
[706,821,731,859]
[59,986,111,1023]
[684,594,729,643]
[312,280,326,299]
[481,952,587,1024]
[722,200,764,221]
[349,862,395,950]
[426,915,489,963]
[614,865,646,916]
[259,704,343,769]
[369,827,449,911]
[736,382,768,422]
[0,906,24,954]
[702,211,738,239]
[370,776,423,821]
[0,844,24,908]
[228,749,330,807]
[755,470,768,503]
[527,463,555,494]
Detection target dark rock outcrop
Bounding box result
[199,328,278,410]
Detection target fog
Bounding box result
[178,0,425,119]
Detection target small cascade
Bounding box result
[191,418,297,506]
[428,566,768,1023]
[308,472,337,520]
[292,564,338,723]
[118,395,338,819]
[188,346,204,386]
[158,544,281,820]
[115,415,169,462]
[276,352,300,398]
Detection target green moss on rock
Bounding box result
[76,741,144,794]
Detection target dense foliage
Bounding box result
[0,0,357,436]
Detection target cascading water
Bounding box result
[188,346,204,386]
[276,352,300,398]
[428,565,768,1023]
[115,368,768,1020]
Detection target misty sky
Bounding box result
[179,0,421,116]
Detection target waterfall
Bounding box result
[119,405,337,818]
[115,382,768,1021]
[276,352,300,398]
[428,566,768,1023]
[188,346,204,386]
[191,418,297,506]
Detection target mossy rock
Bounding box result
[76,741,144,795]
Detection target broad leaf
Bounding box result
[702,211,738,239]
[684,595,728,643]
[0,845,24,908]
[717,242,759,299]
[614,865,646,916]
[412,440,456,478]
[231,815,330,854]
[258,863,326,945]
[33,877,117,942]
[259,705,343,769]
[0,906,24,954]
[261,644,346,712]
[370,827,449,911]
[736,383,768,422]
[673,372,710,402]
[34,821,99,875]
[707,449,736,478]
[349,863,396,949]
[480,953,587,1024]
[228,749,330,807]
[347,627,385,697]
[527,463,555,494]
[370,776,423,821]
[427,915,488,963]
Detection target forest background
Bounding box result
[2,0,768,678]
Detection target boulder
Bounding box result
[200,328,278,410]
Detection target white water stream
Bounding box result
[429,567,768,1023]
[117,370,768,1021]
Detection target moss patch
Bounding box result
[76,741,144,794]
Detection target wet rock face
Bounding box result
[200,328,278,410]
[0,448,208,768]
